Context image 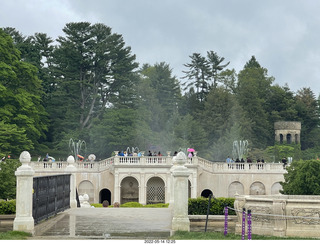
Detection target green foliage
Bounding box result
[143,203,169,208]
[171,231,317,240]
[301,146,320,160]
[281,159,320,195]
[188,197,235,215]
[0,28,48,156]
[3,24,320,162]
[91,202,169,208]
[0,199,16,214]
[0,231,32,240]
[90,203,103,208]
[0,160,21,199]
[120,202,144,208]
[266,143,301,162]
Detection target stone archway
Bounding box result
[146,177,165,204]
[228,181,244,197]
[271,182,283,195]
[250,182,266,195]
[120,176,139,204]
[201,189,213,198]
[99,188,111,205]
[78,180,94,203]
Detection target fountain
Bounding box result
[232,140,249,160]
[69,139,86,162]
[125,147,140,155]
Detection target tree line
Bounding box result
[1,22,320,162]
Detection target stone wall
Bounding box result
[234,195,320,238]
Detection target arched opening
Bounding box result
[146,177,165,204]
[280,134,283,144]
[201,189,213,198]
[228,181,244,197]
[120,176,139,204]
[78,180,94,203]
[271,182,283,195]
[287,134,292,144]
[250,182,266,195]
[99,188,111,205]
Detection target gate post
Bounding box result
[13,151,35,234]
[65,155,77,208]
[170,152,190,232]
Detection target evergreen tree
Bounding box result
[236,56,274,148]
[0,29,48,156]
[47,22,138,151]
[295,87,320,149]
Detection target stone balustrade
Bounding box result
[31,155,287,174]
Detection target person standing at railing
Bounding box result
[158,151,162,163]
[188,151,194,162]
[226,156,231,163]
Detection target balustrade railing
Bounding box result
[31,155,286,173]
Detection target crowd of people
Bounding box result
[226,156,265,163]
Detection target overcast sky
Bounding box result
[2,0,320,96]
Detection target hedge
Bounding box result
[0,199,16,214]
[90,202,169,208]
[188,197,236,215]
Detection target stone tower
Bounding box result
[274,121,301,144]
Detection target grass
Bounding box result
[170,231,319,240]
[0,231,32,240]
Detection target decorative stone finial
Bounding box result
[19,151,31,165]
[173,151,187,165]
[67,155,75,164]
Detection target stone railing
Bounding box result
[115,155,172,165]
[31,155,287,174]
[197,157,286,173]
[31,157,114,172]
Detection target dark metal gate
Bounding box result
[33,174,71,224]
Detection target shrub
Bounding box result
[90,203,103,208]
[0,199,16,214]
[188,197,235,215]
[120,202,143,208]
[144,203,169,208]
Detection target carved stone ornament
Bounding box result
[291,208,320,225]
[248,206,272,223]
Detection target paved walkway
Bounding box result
[31,208,173,240]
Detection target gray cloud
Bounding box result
[1,0,320,95]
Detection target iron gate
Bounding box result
[33,174,71,224]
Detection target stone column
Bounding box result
[140,174,146,205]
[13,151,35,234]
[65,155,77,208]
[171,152,190,232]
[273,199,287,237]
[114,173,120,204]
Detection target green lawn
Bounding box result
[0,231,32,240]
[171,231,319,240]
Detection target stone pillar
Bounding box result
[114,173,120,203]
[273,199,287,237]
[65,155,77,208]
[191,172,197,198]
[13,151,35,234]
[171,152,190,232]
[140,174,146,205]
